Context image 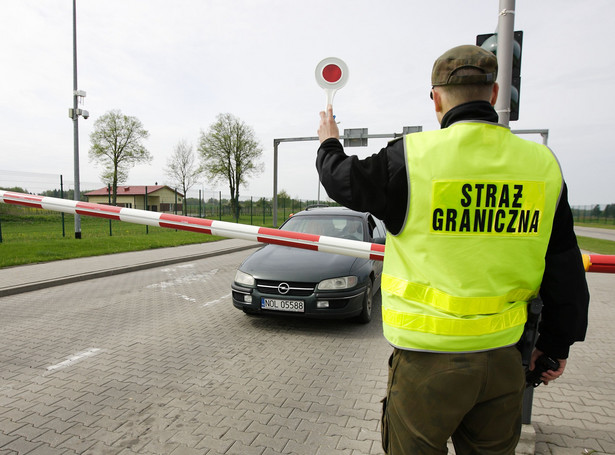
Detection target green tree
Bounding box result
[591,204,602,220]
[39,188,82,201]
[604,204,615,220]
[164,139,202,215]
[277,189,291,204]
[0,186,29,194]
[278,189,292,216]
[89,109,151,205]
[197,113,263,222]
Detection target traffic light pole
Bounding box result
[494,0,515,126]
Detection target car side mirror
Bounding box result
[372,237,386,245]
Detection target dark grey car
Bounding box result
[231,207,386,323]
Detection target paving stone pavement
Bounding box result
[0,238,613,454]
[530,271,615,455]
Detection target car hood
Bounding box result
[239,244,363,282]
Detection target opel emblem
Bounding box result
[278,282,290,295]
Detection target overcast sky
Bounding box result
[2,0,613,206]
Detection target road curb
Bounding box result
[0,243,259,297]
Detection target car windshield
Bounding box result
[281,215,364,241]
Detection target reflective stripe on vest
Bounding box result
[381,273,537,315]
[382,301,527,336]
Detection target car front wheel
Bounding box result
[356,280,373,324]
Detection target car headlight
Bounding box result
[317,276,358,290]
[234,270,255,287]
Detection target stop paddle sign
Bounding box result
[315,57,349,108]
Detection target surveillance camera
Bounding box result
[81,109,90,119]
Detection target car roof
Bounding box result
[292,206,369,219]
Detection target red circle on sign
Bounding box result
[322,64,342,83]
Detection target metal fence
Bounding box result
[0,169,336,228]
[183,193,337,221]
[1,169,612,226]
[571,205,615,225]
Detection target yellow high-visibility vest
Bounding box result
[382,121,563,352]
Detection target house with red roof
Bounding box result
[85,185,184,213]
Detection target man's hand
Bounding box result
[530,349,567,385]
[318,105,340,143]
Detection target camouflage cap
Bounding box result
[431,45,498,86]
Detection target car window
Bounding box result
[282,215,364,241]
[373,218,387,238]
[367,216,376,238]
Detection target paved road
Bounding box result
[575,226,615,243]
[532,271,615,455]
[0,249,392,455]
[0,236,613,454]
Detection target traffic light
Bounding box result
[476,31,523,121]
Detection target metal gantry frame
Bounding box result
[513,129,548,145]
[273,128,422,227]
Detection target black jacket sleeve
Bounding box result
[535,183,590,359]
[316,137,408,234]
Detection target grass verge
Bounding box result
[0,215,224,268]
[576,236,615,255]
[1,212,614,269]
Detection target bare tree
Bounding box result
[197,113,263,221]
[164,139,202,215]
[89,109,151,205]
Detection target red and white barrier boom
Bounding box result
[0,190,385,261]
[582,253,615,274]
[1,190,613,273]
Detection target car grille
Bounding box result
[256,280,316,297]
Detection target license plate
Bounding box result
[261,298,304,313]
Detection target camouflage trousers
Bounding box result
[381,346,525,455]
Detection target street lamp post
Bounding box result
[70,0,89,239]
